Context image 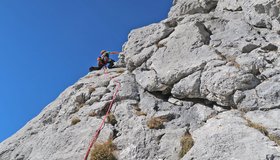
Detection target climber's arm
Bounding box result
[109,51,120,55]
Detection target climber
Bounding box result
[100,50,120,68]
[89,50,120,72]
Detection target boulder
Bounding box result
[183,111,280,160]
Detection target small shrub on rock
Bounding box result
[269,134,280,146]
[246,119,269,136]
[89,87,96,95]
[147,117,164,129]
[246,118,280,146]
[107,113,118,126]
[116,69,125,74]
[71,117,81,125]
[179,133,194,158]
[77,103,85,110]
[88,111,97,117]
[135,110,147,116]
[75,93,87,104]
[133,106,147,116]
[90,140,117,160]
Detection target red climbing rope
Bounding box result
[83,67,121,160]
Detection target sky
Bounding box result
[0,0,172,142]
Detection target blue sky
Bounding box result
[0,1,172,142]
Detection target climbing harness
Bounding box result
[83,67,121,160]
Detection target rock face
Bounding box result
[1,0,280,160]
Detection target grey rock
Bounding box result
[235,52,265,74]
[233,90,246,105]
[75,93,88,104]
[183,111,280,160]
[2,0,280,159]
[237,75,280,110]
[241,0,280,29]
[245,109,280,135]
[90,87,109,97]
[154,111,177,121]
[134,68,169,92]
[213,105,227,112]
[149,29,218,85]
[171,71,201,99]
[256,76,280,110]
[168,97,183,106]
[175,103,216,131]
[124,23,174,71]
[168,0,218,17]
[241,43,260,53]
[108,73,139,101]
[218,0,280,31]
[156,129,186,160]
[126,46,156,72]
[262,43,278,51]
[235,89,260,111]
[113,100,182,160]
[216,0,242,11]
[261,67,280,79]
[200,65,260,106]
[114,52,126,68]
[138,90,158,115]
[0,70,122,160]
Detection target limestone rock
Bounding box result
[171,71,201,99]
[236,75,280,111]
[1,0,280,159]
[124,23,174,71]
[245,109,280,135]
[183,111,280,160]
[114,52,126,68]
[168,0,219,17]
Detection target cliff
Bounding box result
[1,0,280,159]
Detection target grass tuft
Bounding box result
[246,118,280,146]
[147,117,165,129]
[90,139,117,160]
[85,75,94,79]
[135,111,147,116]
[71,117,81,125]
[107,113,118,126]
[268,134,280,146]
[179,133,194,158]
[246,119,269,136]
[89,111,97,117]
[116,69,125,74]
[89,87,96,95]
[133,105,147,116]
